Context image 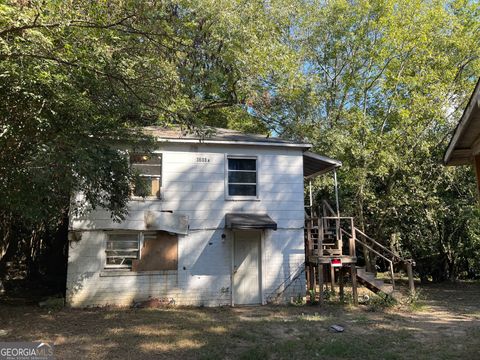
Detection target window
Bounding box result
[227,157,257,197]
[105,232,178,271]
[105,233,140,269]
[130,153,162,198]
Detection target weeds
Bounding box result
[403,289,427,311]
[366,293,396,311]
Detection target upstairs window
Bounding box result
[227,157,257,197]
[130,153,162,198]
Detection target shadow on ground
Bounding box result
[0,281,479,359]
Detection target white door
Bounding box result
[233,231,261,305]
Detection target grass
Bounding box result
[0,281,479,359]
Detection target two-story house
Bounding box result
[66,127,340,307]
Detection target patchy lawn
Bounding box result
[1,282,479,359]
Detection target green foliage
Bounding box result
[366,293,397,312]
[0,0,295,221]
[404,289,427,311]
[0,0,295,283]
[281,0,480,281]
[1,0,480,287]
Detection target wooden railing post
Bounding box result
[406,261,415,294]
[318,264,324,305]
[351,265,358,305]
[318,217,324,257]
[350,218,355,256]
[389,260,395,290]
[307,219,313,255]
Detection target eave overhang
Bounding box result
[444,78,480,166]
[303,151,342,179]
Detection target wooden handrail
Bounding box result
[322,200,337,217]
[355,238,392,266]
[354,227,404,263]
[355,238,395,289]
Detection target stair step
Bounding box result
[356,271,395,296]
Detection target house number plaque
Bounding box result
[195,156,211,163]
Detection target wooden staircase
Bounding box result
[305,200,415,304]
[353,226,415,300]
[356,266,399,300]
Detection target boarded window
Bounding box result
[130,153,162,198]
[105,233,140,269]
[132,232,178,271]
[227,157,257,196]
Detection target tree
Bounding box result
[260,0,480,279]
[0,0,296,289]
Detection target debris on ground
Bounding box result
[38,297,65,309]
[132,297,175,308]
[329,324,344,332]
[359,294,370,304]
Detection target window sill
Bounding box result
[225,197,261,202]
[100,269,177,277]
[130,196,162,201]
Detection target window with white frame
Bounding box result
[130,153,162,198]
[227,157,257,197]
[105,233,140,269]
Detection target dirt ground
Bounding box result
[0,282,479,359]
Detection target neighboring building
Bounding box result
[444,79,480,192]
[66,127,340,307]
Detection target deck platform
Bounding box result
[307,255,357,265]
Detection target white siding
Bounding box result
[67,143,306,307]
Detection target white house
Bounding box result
[66,127,340,307]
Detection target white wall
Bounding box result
[67,143,306,306]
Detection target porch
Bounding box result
[303,153,415,304]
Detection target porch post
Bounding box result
[309,179,313,214]
[474,155,480,197]
[333,168,340,217]
[406,261,415,295]
[318,264,324,305]
[330,265,335,294]
[351,264,358,305]
[339,267,345,302]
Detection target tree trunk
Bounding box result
[0,226,20,294]
[44,212,69,295]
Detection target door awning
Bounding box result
[303,151,342,179]
[225,213,277,231]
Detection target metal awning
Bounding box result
[303,151,342,179]
[225,213,277,230]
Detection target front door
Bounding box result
[233,231,261,305]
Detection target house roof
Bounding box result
[143,126,312,148]
[143,126,342,177]
[444,78,480,165]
